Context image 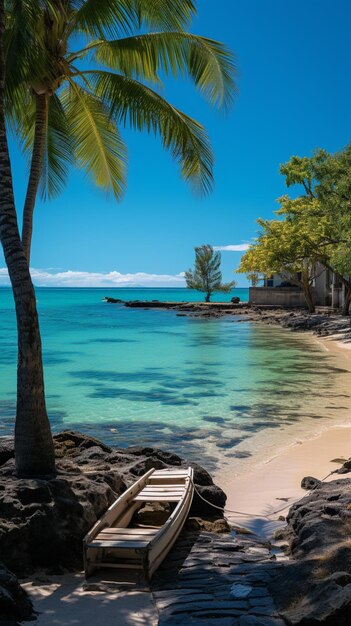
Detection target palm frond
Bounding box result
[88,70,214,194]
[39,94,74,199]
[4,0,45,96]
[62,80,127,198]
[72,0,197,38]
[132,0,196,31]
[8,90,74,199]
[94,32,237,109]
[5,80,34,138]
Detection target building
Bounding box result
[249,264,347,308]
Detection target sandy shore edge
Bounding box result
[215,334,351,535]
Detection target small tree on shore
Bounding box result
[185,244,236,302]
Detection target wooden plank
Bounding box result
[144,484,186,488]
[143,483,185,491]
[140,489,185,493]
[92,562,143,570]
[97,532,156,541]
[143,484,186,491]
[87,539,149,549]
[101,528,156,535]
[152,470,188,474]
[134,495,181,502]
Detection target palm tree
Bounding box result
[185,244,236,302]
[2,1,236,477]
[0,0,55,477]
[5,0,237,262]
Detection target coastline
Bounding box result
[218,424,351,534]
[5,314,351,624]
[214,334,351,534]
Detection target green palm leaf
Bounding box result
[88,70,214,194]
[39,95,74,199]
[94,32,237,109]
[4,0,45,97]
[7,90,73,199]
[62,81,127,198]
[73,0,197,38]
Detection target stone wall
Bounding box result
[249,287,307,308]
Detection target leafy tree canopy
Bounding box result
[238,143,351,313]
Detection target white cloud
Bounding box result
[213,244,251,252]
[0,267,186,288]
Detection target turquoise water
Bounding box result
[1,287,351,473]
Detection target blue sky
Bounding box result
[1,0,351,287]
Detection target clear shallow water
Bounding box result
[1,287,351,474]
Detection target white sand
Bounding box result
[213,335,351,535]
[220,424,351,536]
[21,573,157,626]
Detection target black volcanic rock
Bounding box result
[0,431,226,574]
[103,297,124,303]
[301,475,322,490]
[0,562,33,625]
[270,478,351,624]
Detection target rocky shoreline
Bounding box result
[0,430,227,623]
[2,431,351,624]
[104,297,351,344]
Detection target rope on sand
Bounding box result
[192,470,335,521]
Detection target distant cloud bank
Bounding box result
[213,243,250,252]
[0,268,186,288]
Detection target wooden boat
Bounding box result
[83,466,194,580]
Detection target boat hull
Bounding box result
[83,467,194,580]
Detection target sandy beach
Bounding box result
[221,424,351,534]
[21,574,158,626]
[216,335,351,534]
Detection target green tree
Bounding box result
[2,0,237,476]
[6,0,237,262]
[237,215,323,313]
[239,146,351,316]
[280,148,351,315]
[0,0,55,476]
[185,244,236,302]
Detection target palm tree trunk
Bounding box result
[205,292,211,302]
[21,92,47,263]
[0,3,55,477]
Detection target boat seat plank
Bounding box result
[152,469,188,473]
[143,484,185,491]
[143,483,185,491]
[87,538,150,549]
[150,475,188,479]
[139,490,184,495]
[133,495,181,502]
[102,528,156,535]
[98,531,157,540]
[139,489,185,494]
